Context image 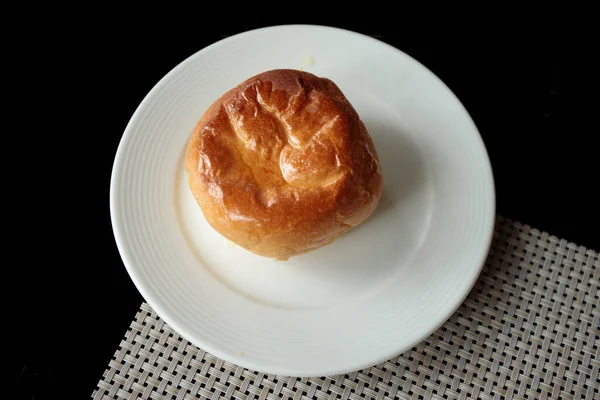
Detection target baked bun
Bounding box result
[185,69,383,260]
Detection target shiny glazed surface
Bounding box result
[185,69,383,259]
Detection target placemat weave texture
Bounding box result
[93,217,599,400]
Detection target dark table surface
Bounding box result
[13,18,598,400]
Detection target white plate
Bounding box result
[110,25,496,377]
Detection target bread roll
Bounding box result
[185,69,383,260]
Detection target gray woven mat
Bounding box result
[93,217,599,400]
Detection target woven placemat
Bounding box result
[93,217,599,400]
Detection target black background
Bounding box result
[13,16,598,399]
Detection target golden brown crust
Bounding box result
[185,69,383,260]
